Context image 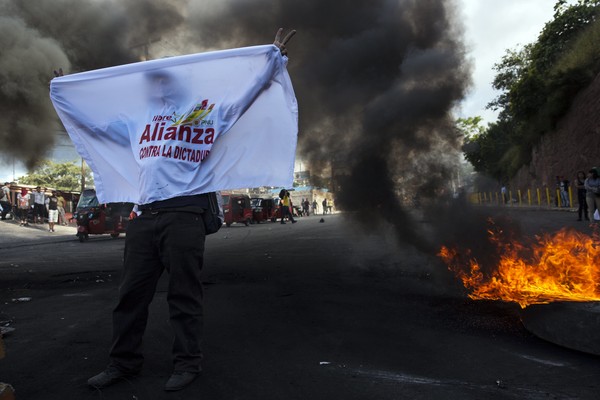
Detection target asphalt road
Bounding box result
[0,208,599,400]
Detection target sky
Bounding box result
[0,0,557,183]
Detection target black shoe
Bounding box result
[291,220,297,224]
[165,371,198,391]
[87,366,136,389]
[280,221,286,224]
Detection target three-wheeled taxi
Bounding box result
[222,193,253,227]
[251,197,280,223]
[73,188,134,242]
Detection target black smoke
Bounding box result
[0,13,68,169]
[182,0,472,250]
[0,0,186,168]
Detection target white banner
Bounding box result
[50,45,298,204]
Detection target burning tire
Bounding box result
[521,301,600,356]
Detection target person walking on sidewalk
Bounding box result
[280,190,296,224]
[575,171,589,221]
[585,168,600,225]
[46,191,59,232]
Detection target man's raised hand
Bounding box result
[274,28,296,56]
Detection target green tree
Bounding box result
[468,0,600,180]
[511,0,599,124]
[489,0,599,124]
[487,45,533,119]
[462,118,515,182]
[18,160,93,191]
[456,116,485,138]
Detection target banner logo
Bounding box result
[171,99,215,126]
[138,99,216,163]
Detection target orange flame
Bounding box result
[439,223,600,308]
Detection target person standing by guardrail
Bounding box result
[575,171,589,221]
[584,168,600,225]
[559,176,570,207]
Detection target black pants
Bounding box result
[280,205,295,223]
[577,190,589,219]
[109,211,206,373]
[33,203,45,220]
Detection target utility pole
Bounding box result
[130,37,162,61]
[81,158,85,193]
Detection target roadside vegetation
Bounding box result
[17,160,93,191]
[461,0,600,182]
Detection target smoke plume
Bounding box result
[182,0,472,250]
[0,14,69,169]
[0,0,186,168]
[1,0,472,253]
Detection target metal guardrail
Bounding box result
[471,187,576,209]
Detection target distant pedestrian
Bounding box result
[501,185,508,205]
[311,200,317,215]
[303,199,310,216]
[280,190,296,224]
[46,191,59,232]
[322,198,327,215]
[555,176,561,207]
[327,199,333,214]
[584,168,600,225]
[0,183,11,220]
[32,186,46,224]
[57,191,67,225]
[17,188,30,226]
[560,176,570,207]
[575,171,589,221]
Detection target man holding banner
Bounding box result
[50,29,297,392]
